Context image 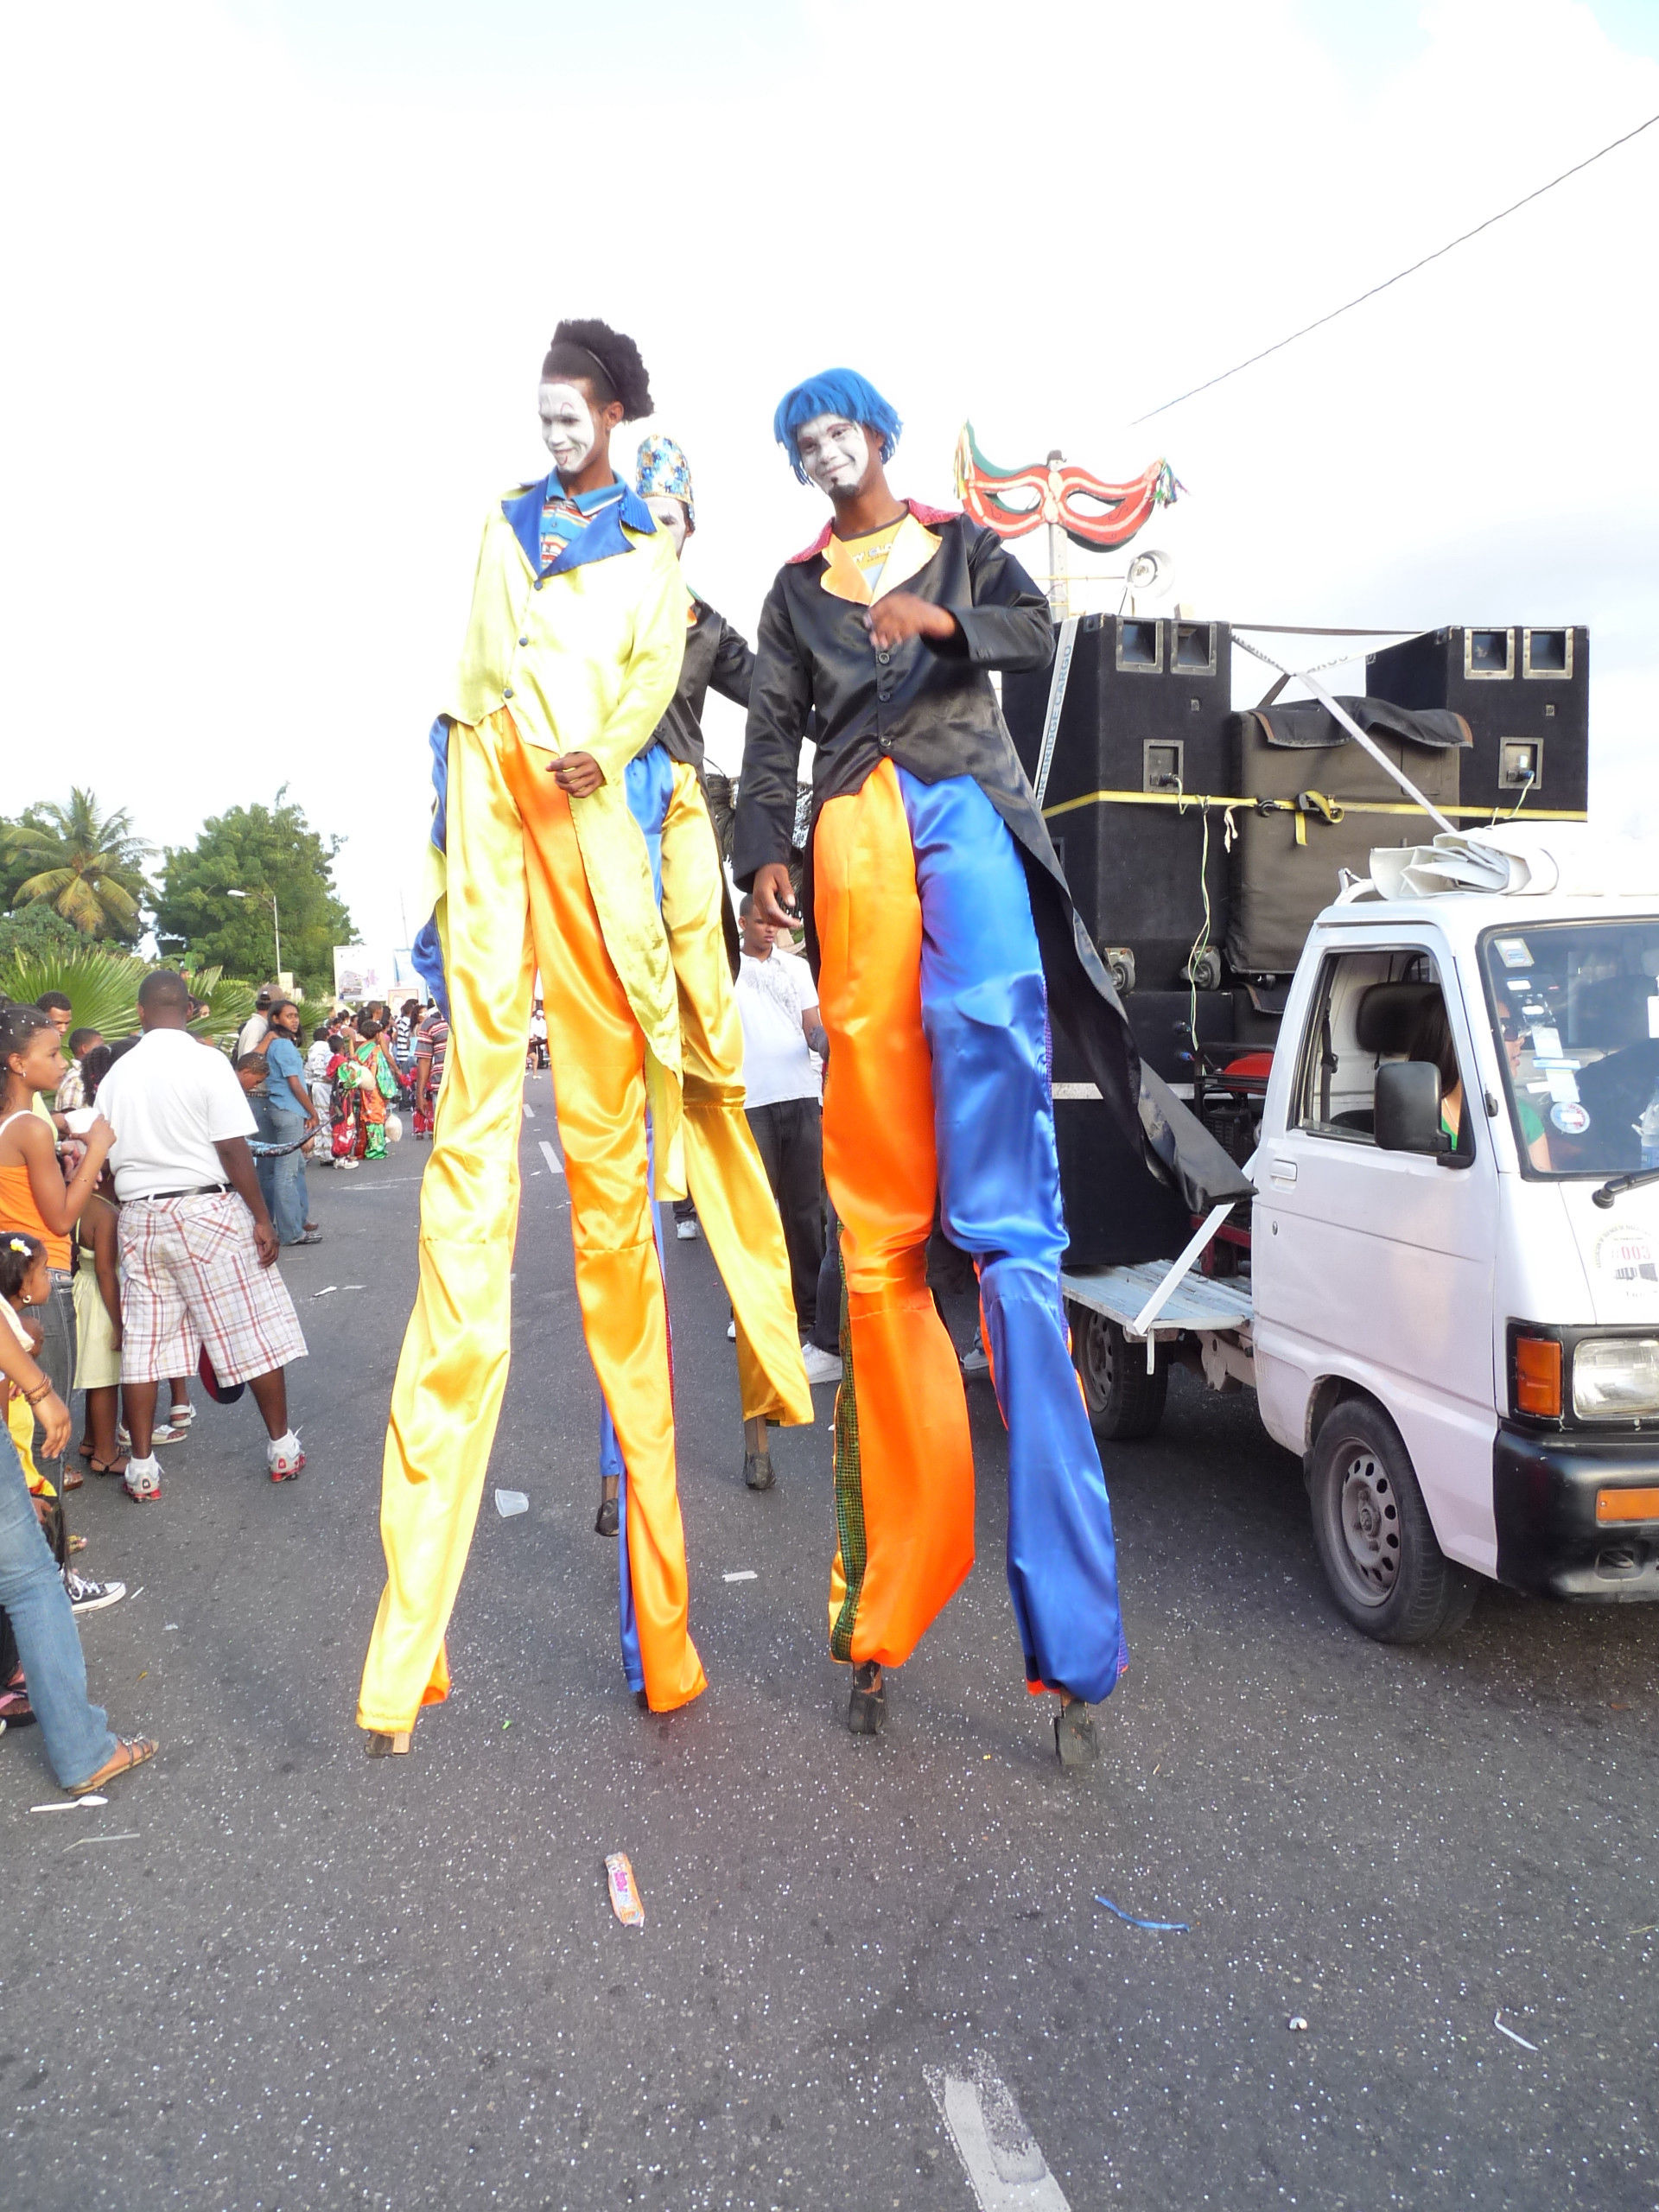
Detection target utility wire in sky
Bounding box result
[1129,110,1659,424]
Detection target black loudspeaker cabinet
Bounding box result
[1004,614,1233,992]
[1053,1096,1193,1268]
[1123,988,1234,1084]
[1365,626,1588,817]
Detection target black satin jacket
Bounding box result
[652,599,755,776]
[732,506,1251,1244]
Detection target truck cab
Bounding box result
[1064,865,1659,1641]
[1252,884,1659,1634]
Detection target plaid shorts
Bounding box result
[118,1191,308,1388]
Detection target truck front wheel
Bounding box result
[1308,1398,1478,1643]
[1069,1305,1167,1441]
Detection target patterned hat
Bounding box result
[634,434,695,532]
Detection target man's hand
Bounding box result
[35,1389,71,1460]
[550,751,604,798]
[82,1116,115,1162]
[751,862,800,931]
[253,1218,280,1268]
[865,592,958,653]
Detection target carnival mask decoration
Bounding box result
[953,423,1183,551]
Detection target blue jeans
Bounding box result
[0,1420,118,1787]
[260,1103,311,1243]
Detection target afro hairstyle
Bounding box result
[772,368,902,483]
[540,319,654,423]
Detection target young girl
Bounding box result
[328,1033,365,1169]
[0,1004,113,1499]
[353,1018,399,1161]
[0,1230,53,1729]
[73,1172,126,1480]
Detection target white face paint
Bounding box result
[538,381,598,476]
[795,413,871,497]
[643,493,690,557]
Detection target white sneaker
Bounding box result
[960,1334,992,1380]
[675,1217,700,1241]
[726,1319,737,1341]
[267,1433,306,1483]
[123,1456,162,1503]
[801,1343,843,1386]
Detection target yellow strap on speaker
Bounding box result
[1040,786,1588,826]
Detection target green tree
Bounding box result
[1,789,154,941]
[0,902,83,964]
[154,791,353,1001]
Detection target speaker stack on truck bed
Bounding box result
[1364,625,1588,818]
[1003,613,1233,996]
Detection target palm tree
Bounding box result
[3,789,153,940]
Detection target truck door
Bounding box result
[1254,943,1501,1573]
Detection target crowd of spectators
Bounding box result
[0,970,437,1801]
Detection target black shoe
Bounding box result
[743,1449,774,1492]
[1054,1696,1096,1768]
[594,1494,620,1536]
[634,1688,650,1713]
[848,1660,887,1736]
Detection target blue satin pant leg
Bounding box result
[896,767,1127,1705]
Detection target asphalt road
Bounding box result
[5,1069,1657,2211]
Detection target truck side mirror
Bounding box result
[1374,1061,1450,1154]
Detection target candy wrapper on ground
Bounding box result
[606,1852,644,1928]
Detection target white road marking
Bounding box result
[924,2058,1071,2211]
[722,1570,758,1583]
[523,1103,536,1119]
[538,1140,565,1179]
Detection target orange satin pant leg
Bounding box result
[813,759,976,1668]
[502,732,705,1713]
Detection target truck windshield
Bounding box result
[1482,920,1659,1178]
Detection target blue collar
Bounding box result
[500,472,658,578]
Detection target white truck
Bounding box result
[1063,834,1659,1642]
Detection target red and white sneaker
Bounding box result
[123,1457,162,1503]
[266,1434,306,1483]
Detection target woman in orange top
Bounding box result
[0,1005,114,1500]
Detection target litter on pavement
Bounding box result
[1494,2012,1539,2050]
[722,1570,758,1582]
[495,1489,529,1517]
[1287,2016,1309,2031]
[606,1852,644,1928]
[30,1795,109,1813]
[1094,1893,1190,1932]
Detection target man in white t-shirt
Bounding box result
[94,970,308,1502]
[235,989,273,1060]
[734,899,839,1382]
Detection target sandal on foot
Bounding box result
[848,1661,887,1737]
[70,1736,157,1794]
[594,1495,620,1537]
[364,1729,411,1757]
[1054,1696,1096,1768]
[61,1466,83,1491]
[88,1455,129,1479]
[0,1681,36,1728]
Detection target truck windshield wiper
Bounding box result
[1592,1166,1659,1210]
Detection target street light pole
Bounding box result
[227,887,281,982]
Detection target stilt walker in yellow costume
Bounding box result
[589,435,812,1539]
[358,319,705,1751]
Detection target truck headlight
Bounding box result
[1572,1337,1659,1420]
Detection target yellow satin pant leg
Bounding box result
[814,760,976,1669]
[504,734,705,1713]
[358,714,534,1734]
[659,762,811,1432]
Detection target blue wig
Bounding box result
[773,368,902,483]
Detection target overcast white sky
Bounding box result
[3,0,1656,949]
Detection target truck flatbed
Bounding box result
[1061,1262,1254,1338]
